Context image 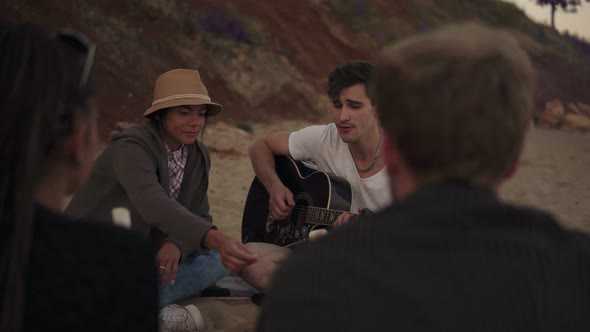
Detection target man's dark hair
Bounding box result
[327,61,373,102]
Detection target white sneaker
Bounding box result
[159,304,207,332]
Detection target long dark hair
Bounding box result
[0,24,93,331]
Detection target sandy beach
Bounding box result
[500,127,590,233]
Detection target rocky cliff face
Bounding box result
[2,0,590,136]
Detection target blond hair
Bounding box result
[372,22,536,188]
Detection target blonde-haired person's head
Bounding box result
[373,22,536,189]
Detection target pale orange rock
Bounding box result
[577,103,590,118]
[537,99,564,128]
[114,121,135,132]
[560,113,590,132]
[567,103,581,114]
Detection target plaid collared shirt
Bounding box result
[165,144,188,200]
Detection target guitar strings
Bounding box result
[278,206,356,225]
[288,205,351,214]
[279,209,339,225]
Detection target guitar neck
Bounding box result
[304,206,353,226]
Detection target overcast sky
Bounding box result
[501,0,590,39]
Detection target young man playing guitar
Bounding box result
[240,61,392,291]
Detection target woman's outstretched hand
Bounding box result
[203,229,258,272]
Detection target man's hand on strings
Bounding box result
[269,181,295,220]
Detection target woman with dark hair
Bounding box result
[65,68,257,330]
[0,24,157,331]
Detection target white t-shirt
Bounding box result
[288,123,392,213]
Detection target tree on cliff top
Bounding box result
[533,0,589,28]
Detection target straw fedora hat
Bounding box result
[143,69,223,117]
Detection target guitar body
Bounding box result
[241,156,352,246]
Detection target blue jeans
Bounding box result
[159,250,229,307]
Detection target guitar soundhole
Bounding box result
[291,201,304,228]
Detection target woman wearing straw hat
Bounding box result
[65,69,257,324]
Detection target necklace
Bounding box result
[354,132,383,173]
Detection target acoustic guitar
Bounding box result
[241,156,359,247]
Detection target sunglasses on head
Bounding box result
[56,30,96,91]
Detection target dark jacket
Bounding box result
[258,182,590,332]
[65,119,214,260]
[0,204,158,331]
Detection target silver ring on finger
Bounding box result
[159,265,166,270]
